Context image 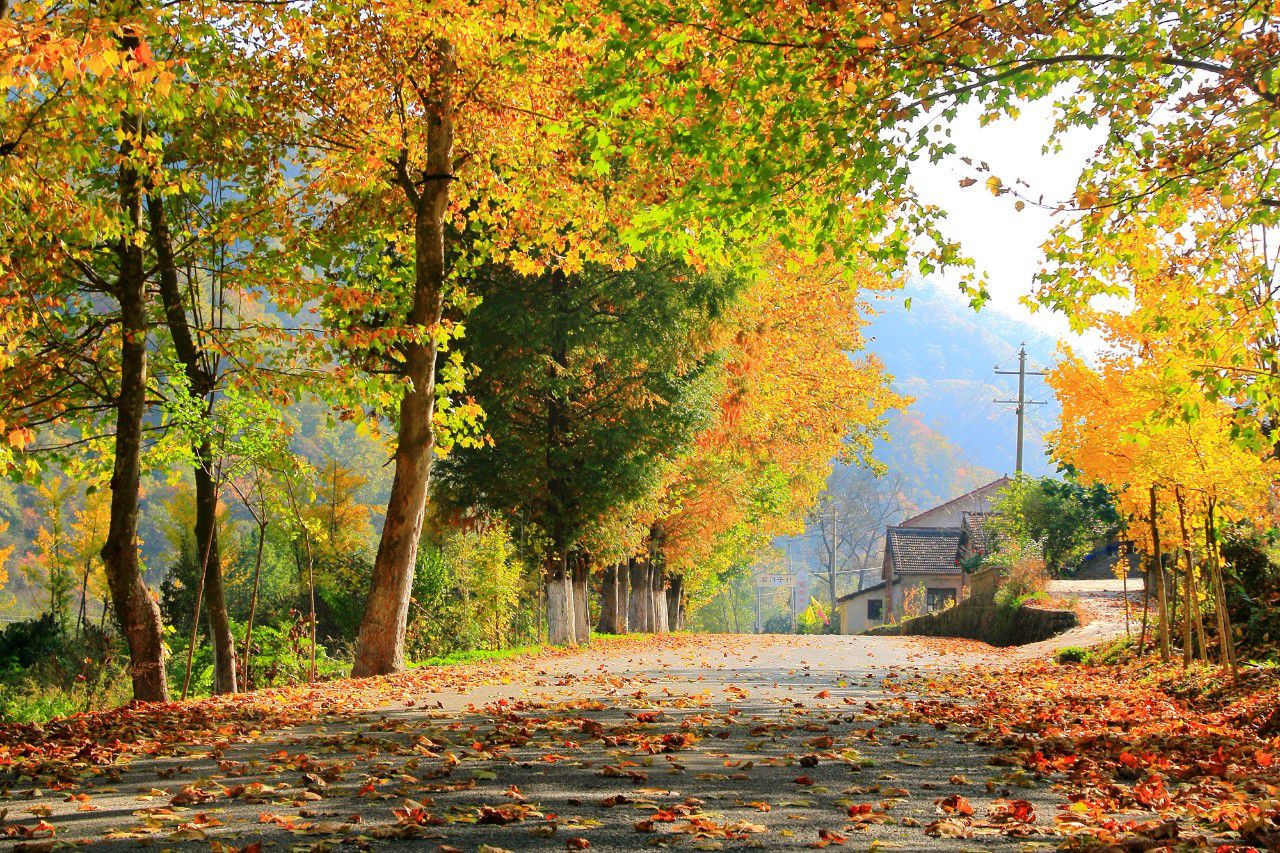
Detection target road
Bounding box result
[0,631,1096,851]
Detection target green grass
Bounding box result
[413,643,545,667]
[411,631,638,668]
[0,678,131,724]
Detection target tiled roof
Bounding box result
[961,512,994,555]
[886,526,963,575]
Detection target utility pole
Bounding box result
[994,344,1046,474]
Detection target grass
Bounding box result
[413,643,545,668]
[411,631,640,668]
[0,677,131,724]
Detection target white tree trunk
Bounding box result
[546,561,578,646]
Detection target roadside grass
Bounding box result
[0,676,131,724]
[411,631,637,668]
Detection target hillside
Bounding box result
[868,280,1059,482]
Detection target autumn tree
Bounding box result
[228,0,692,675]
[656,246,903,625]
[0,0,218,700]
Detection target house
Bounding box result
[958,511,994,561]
[881,525,965,615]
[836,477,1009,633]
[899,476,1010,528]
[838,581,887,633]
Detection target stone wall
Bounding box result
[966,566,1003,597]
[865,589,1077,647]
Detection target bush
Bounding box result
[1091,635,1135,666]
[0,616,129,723]
[995,553,1049,610]
[0,613,64,669]
[168,613,346,697]
[1054,646,1091,665]
[405,523,531,661]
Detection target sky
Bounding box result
[906,99,1106,359]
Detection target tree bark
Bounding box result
[666,574,684,631]
[1149,486,1170,663]
[652,569,669,633]
[628,558,649,632]
[101,108,168,703]
[572,553,590,644]
[545,554,577,646]
[352,42,456,677]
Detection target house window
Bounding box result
[867,599,883,621]
[926,588,956,612]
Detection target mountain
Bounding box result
[868,279,1060,481]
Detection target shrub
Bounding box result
[0,616,130,722]
[1091,635,1135,666]
[995,553,1049,610]
[1054,646,1091,665]
[168,613,345,697]
[0,613,64,669]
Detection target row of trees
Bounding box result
[4,0,1277,701]
[0,1,913,703]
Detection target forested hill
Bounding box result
[868,280,1061,493]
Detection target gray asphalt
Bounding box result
[0,633,1078,851]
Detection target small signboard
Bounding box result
[757,573,791,588]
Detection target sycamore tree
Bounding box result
[434,257,733,645]
[232,0,690,675]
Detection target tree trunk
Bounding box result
[572,554,590,645]
[628,559,649,632]
[596,564,616,634]
[1205,501,1238,679]
[243,518,267,691]
[545,554,577,646]
[598,563,627,634]
[1138,569,1150,655]
[352,42,456,678]
[101,109,168,702]
[148,190,236,694]
[617,559,630,633]
[666,574,684,631]
[1149,486,1170,663]
[1175,489,1197,668]
[652,569,669,633]
[194,454,236,693]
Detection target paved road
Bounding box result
[0,633,1083,851]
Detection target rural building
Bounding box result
[837,581,887,633]
[836,478,1010,633]
[899,476,1010,528]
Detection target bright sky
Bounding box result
[908,99,1106,358]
